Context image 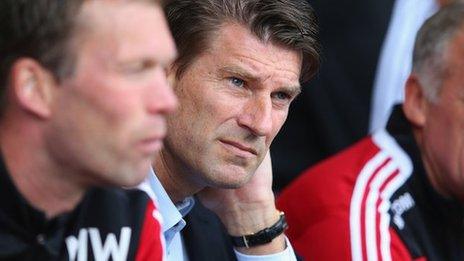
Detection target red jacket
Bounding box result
[277,107,464,261]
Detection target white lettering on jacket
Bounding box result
[391,192,415,229]
[66,227,132,261]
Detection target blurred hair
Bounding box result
[412,2,464,100]
[0,0,163,116]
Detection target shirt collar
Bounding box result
[176,196,195,217]
[143,168,195,246]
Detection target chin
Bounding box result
[205,166,253,189]
[111,164,150,187]
[121,175,146,187]
[212,179,247,189]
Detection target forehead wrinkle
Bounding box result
[212,25,300,79]
[208,23,302,92]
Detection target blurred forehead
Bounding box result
[74,1,169,49]
[76,0,162,31]
[68,0,175,70]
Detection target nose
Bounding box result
[146,67,178,114]
[237,95,273,137]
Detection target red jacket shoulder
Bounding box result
[277,136,380,240]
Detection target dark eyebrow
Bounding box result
[219,66,259,82]
[286,85,302,97]
[277,85,301,99]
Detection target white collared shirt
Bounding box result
[140,168,296,261]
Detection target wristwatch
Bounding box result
[230,212,288,248]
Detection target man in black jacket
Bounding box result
[142,0,320,260]
[0,0,177,259]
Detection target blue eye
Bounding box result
[229,77,245,88]
[273,92,291,101]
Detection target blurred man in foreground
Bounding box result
[0,0,177,259]
[278,3,464,260]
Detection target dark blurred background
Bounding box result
[272,0,396,191]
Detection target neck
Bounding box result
[153,148,203,204]
[412,128,455,200]
[0,119,86,219]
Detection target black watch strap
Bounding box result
[230,212,288,248]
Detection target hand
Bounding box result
[197,151,286,254]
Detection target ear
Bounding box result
[403,74,427,127]
[9,58,57,119]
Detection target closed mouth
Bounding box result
[219,139,257,156]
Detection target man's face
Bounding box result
[45,1,177,187]
[164,23,302,189]
[420,30,464,201]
